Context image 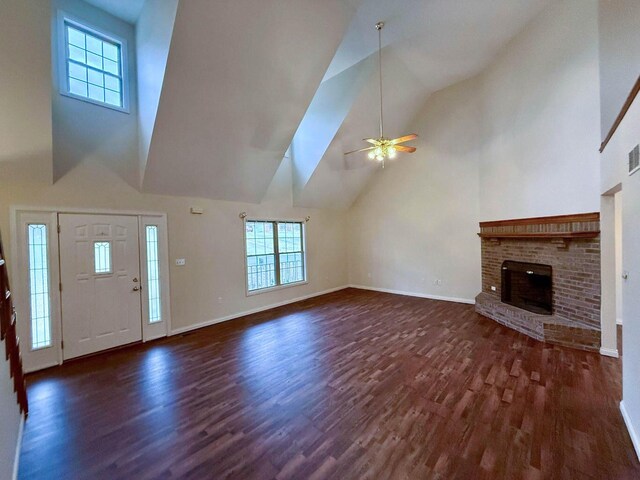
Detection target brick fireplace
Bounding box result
[475,213,601,351]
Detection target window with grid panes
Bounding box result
[61,18,126,110]
[245,220,306,292]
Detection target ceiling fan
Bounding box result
[344,21,418,168]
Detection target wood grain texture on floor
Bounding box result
[19,288,640,479]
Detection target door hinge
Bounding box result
[59,282,62,292]
[61,340,64,350]
[57,224,61,234]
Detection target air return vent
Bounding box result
[630,144,640,175]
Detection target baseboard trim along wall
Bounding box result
[170,285,350,335]
[171,284,476,336]
[620,400,640,462]
[348,284,476,305]
[600,347,620,358]
[12,415,24,480]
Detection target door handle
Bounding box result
[132,286,141,292]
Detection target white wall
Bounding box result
[51,0,140,187]
[348,0,602,301]
[1,162,350,335]
[348,75,482,302]
[0,1,45,476]
[0,0,53,184]
[598,0,640,141]
[136,0,178,182]
[0,0,350,369]
[600,78,640,462]
[480,0,601,220]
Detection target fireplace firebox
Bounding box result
[501,260,552,315]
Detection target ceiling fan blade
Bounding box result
[364,138,378,145]
[391,134,418,145]
[344,146,375,156]
[395,145,417,153]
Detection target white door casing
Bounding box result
[58,214,142,360]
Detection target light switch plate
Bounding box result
[176,258,186,266]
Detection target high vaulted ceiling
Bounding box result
[82,0,145,24]
[83,0,552,208]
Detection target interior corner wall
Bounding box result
[347,0,602,301]
[479,0,601,221]
[347,75,483,302]
[51,0,140,187]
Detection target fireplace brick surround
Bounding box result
[475,213,601,352]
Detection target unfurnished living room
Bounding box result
[1,0,640,479]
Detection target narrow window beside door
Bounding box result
[27,224,52,350]
[145,226,162,323]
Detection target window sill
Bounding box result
[246,280,308,297]
[60,90,130,114]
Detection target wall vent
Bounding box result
[630,144,640,175]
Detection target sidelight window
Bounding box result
[145,226,162,323]
[27,224,52,350]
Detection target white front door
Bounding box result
[58,214,142,360]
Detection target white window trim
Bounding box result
[243,218,308,296]
[12,211,62,373]
[139,216,171,342]
[56,10,130,113]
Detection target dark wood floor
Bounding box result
[19,289,640,479]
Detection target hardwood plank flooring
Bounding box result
[19,288,640,479]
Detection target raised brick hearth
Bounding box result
[475,213,601,352]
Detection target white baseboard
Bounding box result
[12,414,24,480]
[348,284,475,305]
[617,318,623,326]
[599,347,619,358]
[620,400,640,462]
[170,285,349,335]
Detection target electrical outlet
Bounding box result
[367,272,372,279]
[491,285,497,292]
[434,279,442,286]
[175,258,186,266]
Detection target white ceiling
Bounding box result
[292,0,552,208]
[135,0,552,206]
[142,0,356,202]
[81,0,145,24]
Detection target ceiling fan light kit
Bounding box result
[344,21,418,168]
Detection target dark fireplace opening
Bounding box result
[501,260,552,315]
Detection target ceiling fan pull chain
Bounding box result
[377,22,384,139]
